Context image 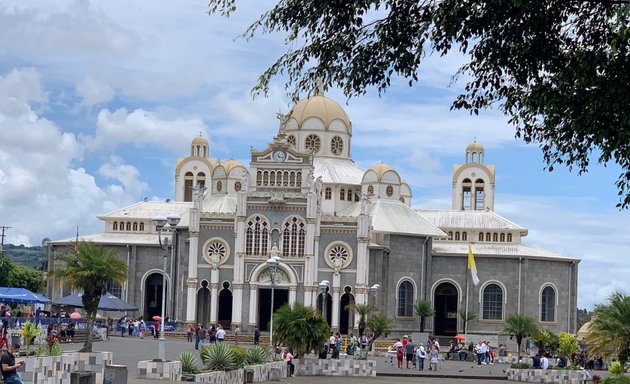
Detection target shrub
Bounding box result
[603,377,630,384]
[50,339,62,356]
[609,361,628,378]
[179,351,200,374]
[230,345,247,369]
[245,345,270,365]
[510,362,530,369]
[199,342,237,371]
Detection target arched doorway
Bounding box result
[196,280,210,326]
[339,287,355,334]
[144,272,166,321]
[257,267,290,333]
[316,290,333,327]
[218,282,233,329]
[434,282,458,336]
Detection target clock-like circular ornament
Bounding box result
[273,151,287,162]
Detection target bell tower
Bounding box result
[452,140,495,211]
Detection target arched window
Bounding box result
[500,233,505,242]
[133,222,138,231]
[184,171,194,202]
[113,222,118,231]
[347,189,352,201]
[367,185,374,195]
[482,283,503,320]
[462,178,472,210]
[492,233,498,242]
[245,216,270,256]
[485,233,491,242]
[479,232,484,241]
[325,188,332,200]
[455,232,460,241]
[448,231,453,240]
[126,222,131,231]
[386,185,394,197]
[541,286,556,322]
[462,232,467,241]
[340,188,345,200]
[139,223,145,231]
[282,216,306,257]
[397,280,414,317]
[507,233,513,242]
[475,179,485,210]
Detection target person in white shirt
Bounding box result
[416,343,427,371]
[215,325,226,342]
[541,355,549,370]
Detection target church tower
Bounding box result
[174,135,219,202]
[452,140,495,211]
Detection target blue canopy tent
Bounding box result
[0,287,51,304]
[54,291,138,311]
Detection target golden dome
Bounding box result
[368,162,397,182]
[466,140,484,153]
[289,95,351,130]
[192,134,208,145]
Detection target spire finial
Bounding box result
[315,76,324,96]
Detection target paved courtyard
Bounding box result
[60,335,512,383]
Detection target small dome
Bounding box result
[466,140,484,153]
[192,134,208,145]
[218,159,246,175]
[289,95,351,130]
[367,162,397,182]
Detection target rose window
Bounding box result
[329,245,348,265]
[235,181,242,192]
[305,134,321,153]
[287,135,296,146]
[331,136,343,155]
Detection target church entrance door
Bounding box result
[196,281,210,326]
[144,272,166,321]
[434,282,458,336]
[258,288,288,333]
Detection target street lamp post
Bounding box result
[153,213,181,362]
[265,255,281,346]
[318,280,330,321]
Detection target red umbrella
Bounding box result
[454,335,466,340]
[152,315,161,321]
[70,312,81,319]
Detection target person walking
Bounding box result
[282,348,295,377]
[1,343,24,384]
[194,324,201,350]
[429,345,440,371]
[216,325,225,342]
[416,343,426,371]
[253,328,260,345]
[0,320,9,350]
[405,338,416,369]
[187,323,194,342]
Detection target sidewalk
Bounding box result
[59,336,511,383]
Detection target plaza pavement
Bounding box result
[60,335,512,383]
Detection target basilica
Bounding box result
[48,90,579,340]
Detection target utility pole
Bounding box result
[0,226,10,252]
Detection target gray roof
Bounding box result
[51,232,160,246]
[98,200,192,222]
[338,199,446,237]
[432,242,578,261]
[417,209,526,233]
[314,158,365,185]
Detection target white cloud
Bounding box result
[75,77,114,109]
[98,155,148,198]
[0,68,47,104]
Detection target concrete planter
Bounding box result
[18,354,74,384]
[69,351,113,384]
[296,358,377,377]
[137,359,182,381]
[181,361,286,383]
[507,368,588,383]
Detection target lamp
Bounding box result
[318,280,330,321]
[265,255,281,346]
[153,213,180,361]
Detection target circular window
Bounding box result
[367,185,374,195]
[217,181,223,192]
[399,197,405,204]
[235,181,242,192]
[386,185,394,197]
[305,134,321,153]
[287,135,296,146]
[324,242,353,270]
[330,136,343,155]
[202,238,230,267]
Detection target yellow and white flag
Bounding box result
[467,244,480,286]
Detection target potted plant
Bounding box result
[18,320,42,355]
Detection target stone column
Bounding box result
[248,284,258,327]
[209,270,219,324]
[185,230,199,322]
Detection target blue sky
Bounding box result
[0,0,628,309]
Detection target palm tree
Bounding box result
[365,314,393,351]
[348,302,377,337]
[502,314,538,359]
[414,300,434,332]
[272,303,329,357]
[585,291,630,366]
[458,309,477,333]
[52,241,128,352]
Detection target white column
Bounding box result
[231,215,246,325]
[209,268,219,324]
[185,231,199,322]
[289,286,297,305]
[331,286,340,330]
[232,283,243,326]
[248,284,258,327]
